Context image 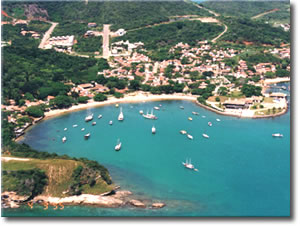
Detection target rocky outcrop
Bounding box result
[152,202,166,209]
[1,191,28,208]
[129,199,146,208]
[2,190,166,209]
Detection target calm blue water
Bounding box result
[3,83,290,217]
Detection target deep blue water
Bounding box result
[3,83,290,217]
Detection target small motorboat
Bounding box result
[139,110,144,115]
[154,106,160,110]
[115,104,119,108]
[192,112,199,115]
[115,139,122,151]
[64,128,67,131]
[188,117,193,121]
[180,130,187,135]
[152,126,156,134]
[159,104,162,107]
[202,115,206,118]
[216,118,221,122]
[202,133,209,139]
[92,122,96,126]
[187,134,193,140]
[208,122,212,127]
[272,133,283,138]
[81,128,85,131]
[98,114,102,119]
[109,120,113,125]
[62,136,67,143]
[73,124,78,128]
[180,106,184,109]
[84,133,90,139]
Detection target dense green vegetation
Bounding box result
[2,169,48,198]
[115,21,223,61]
[35,1,211,30]
[220,17,290,45]
[202,0,289,18]
[26,20,51,33]
[241,84,262,97]
[74,36,102,54]
[2,45,101,104]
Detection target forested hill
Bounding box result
[201,0,290,19]
[3,0,212,30]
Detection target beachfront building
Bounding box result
[223,99,247,109]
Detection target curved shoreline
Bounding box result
[43,92,288,120]
[15,92,288,142]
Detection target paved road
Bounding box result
[102,24,110,58]
[38,22,58,49]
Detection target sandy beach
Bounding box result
[44,92,197,120]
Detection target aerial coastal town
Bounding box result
[2,18,290,139]
[1,0,291,216]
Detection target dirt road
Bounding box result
[211,23,228,43]
[102,24,110,58]
[38,22,58,49]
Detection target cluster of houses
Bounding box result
[270,47,290,59]
[20,29,40,39]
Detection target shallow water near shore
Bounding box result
[3,83,290,217]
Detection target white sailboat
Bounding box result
[143,109,157,120]
[216,118,221,122]
[81,128,85,131]
[187,134,193,140]
[115,139,122,151]
[139,110,144,115]
[118,107,124,121]
[62,136,67,143]
[202,133,209,139]
[64,128,67,131]
[73,124,78,128]
[85,113,93,122]
[109,120,113,125]
[272,133,283,137]
[154,106,160,110]
[98,114,102,119]
[182,158,194,170]
[180,130,187,135]
[92,122,96,126]
[152,126,156,134]
[208,122,212,127]
[84,133,90,139]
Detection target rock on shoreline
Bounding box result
[2,190,166,210]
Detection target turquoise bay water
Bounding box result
[3,84,290,217]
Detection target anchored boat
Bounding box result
[115,139,122,151]
[62,136,67,143]
[272,133,283,138]
[143,109,157,120]
[118,107,124,121]
[152,126,156,134]
[85,113,93,122]
[202,133,209,139]
[84,133,90,139]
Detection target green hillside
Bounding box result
[2,157,115,197]
[201,0,290,19]
[114,20,223,60]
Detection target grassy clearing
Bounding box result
[2,158,114,197]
